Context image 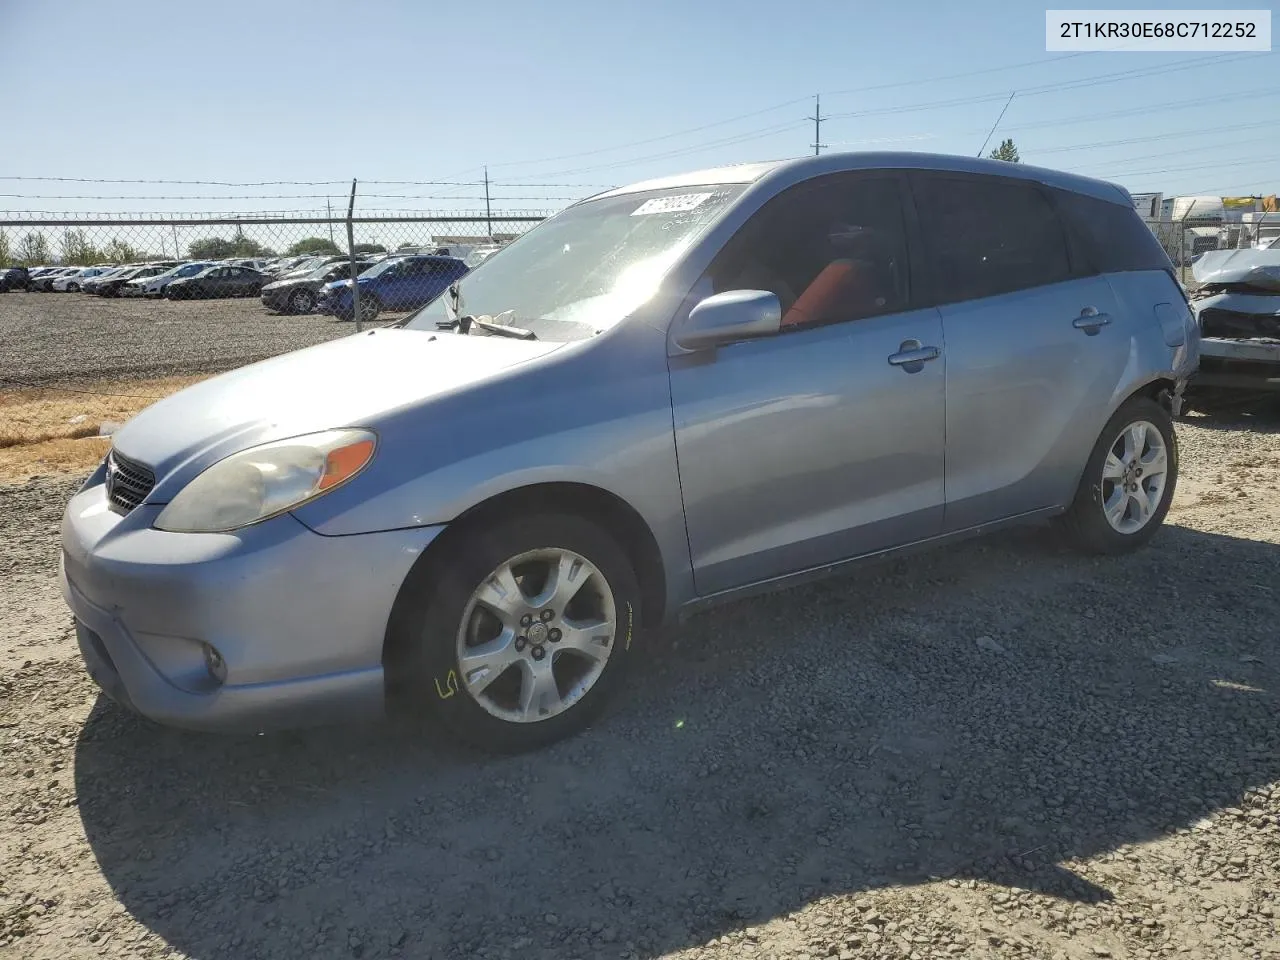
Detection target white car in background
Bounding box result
[139,262,214,297]
[52,266,116,292]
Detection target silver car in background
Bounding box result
[61,152,1198,751]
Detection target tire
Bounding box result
[287,289,315,314]
[1056,396,1178,555]
[67,283,80,293]
[397,512,641,753]
[356,294,381,324]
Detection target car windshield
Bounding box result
[403,183,747,341]
[360,257,405,278]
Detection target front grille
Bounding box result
[1200,308,1280,340]
[106,450,155,514]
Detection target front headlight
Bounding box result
[154,429,376,533]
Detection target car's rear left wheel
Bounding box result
[397,512,640,752]
[1057,396,1177,554]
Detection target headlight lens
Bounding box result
[154,429,376,533]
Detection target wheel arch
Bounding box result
[381,481,667,684]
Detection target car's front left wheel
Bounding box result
[398,512,641,752]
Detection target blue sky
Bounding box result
[1,0,1277,216]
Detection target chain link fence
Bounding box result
[0,211,547,483]
[1,200,1275,483]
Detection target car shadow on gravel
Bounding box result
[74,523,1279,960]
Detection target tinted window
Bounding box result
[1053,190,1174,274]
[912,174,1071,303]
[708,174,911,328]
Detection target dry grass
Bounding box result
[0,375,206,483]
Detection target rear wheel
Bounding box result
[1057,396,1177,554]
[67,282,80,292]
[356,294,381,324]
[396,512,641,752]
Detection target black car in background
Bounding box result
[165,264,267,299]
[260,258,375,314]
[0,267,30,292]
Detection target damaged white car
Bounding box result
[1186,238,1280,405]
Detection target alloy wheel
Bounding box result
[1101,420,1168,534]
[455,548,617,724]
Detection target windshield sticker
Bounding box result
[631,193,713,216]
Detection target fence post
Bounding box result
[347,179,361,333]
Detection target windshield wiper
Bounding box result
[470,316,537,340]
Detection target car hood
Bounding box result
[112,327,563,488]
[261,277,314,293]
[1191,248,1280,291]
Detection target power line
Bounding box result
[488,53,1094,173]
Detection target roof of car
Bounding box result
[591,151,1129,206]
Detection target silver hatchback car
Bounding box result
[61,153,1199,751]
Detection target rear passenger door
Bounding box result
[908,172,1131,530]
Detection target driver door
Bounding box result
[668,172,947,596]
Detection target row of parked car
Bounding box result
[1,243,502,322]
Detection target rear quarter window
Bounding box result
[1053,190,1174,275]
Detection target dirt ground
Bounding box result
[1,404,1278,960]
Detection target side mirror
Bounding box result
[675,289,782,350]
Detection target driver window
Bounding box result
[706,174,911,330]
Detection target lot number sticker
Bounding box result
[631,193,713,216]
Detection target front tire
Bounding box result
[1057,396,1177,555]
[397,513,641,752]
[287,289,315,314]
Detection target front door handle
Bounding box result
[887,339,941,370]
[1073,306,1112,334]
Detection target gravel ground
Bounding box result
[0,292,392,386]
[2,407,1279,960]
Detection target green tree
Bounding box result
[102,238,145,263]
[988,138,1020,163]
[353,242,387,255]
[0,230,11,267]
[16,232,52,266]
[188,235,274,259]
[286,237,343,256]
[60,228,100,265]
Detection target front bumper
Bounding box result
[1193,337,1280,392]
[60,481,443,733]
[1191,292,1280,393]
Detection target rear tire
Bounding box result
[356,295,381,324]
[1056,396,1177,555]
[394,512,641,753]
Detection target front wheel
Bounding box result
[287,289,315,314]
[1056,396,1177,554]
[66,283,80,292]
[398,513,641,752]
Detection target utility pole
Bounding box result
[809,94,826,156]
[483,165,493,240]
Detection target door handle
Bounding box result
[1073,307,1112,333]
[887,340,941,369]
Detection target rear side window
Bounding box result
[912,174,1071,303]
[1053,190,1174,274]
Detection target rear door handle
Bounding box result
[1073,307,1112,333]
[887,339,941,370]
